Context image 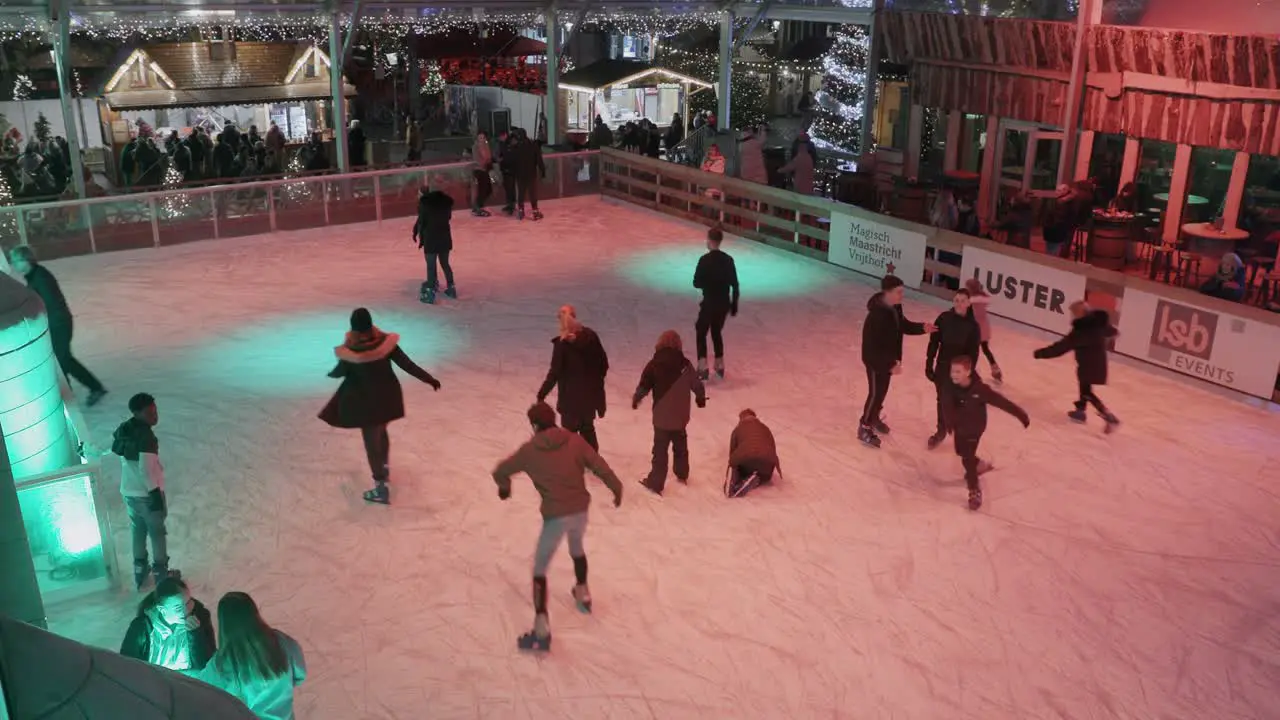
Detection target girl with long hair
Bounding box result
[198,592,306,719]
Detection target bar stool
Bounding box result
[1255,269,1280,307]
[1133,225,1158,270]
[1246,255,1275,299]
[1070,226,1089,262]
[1174,252,1204,288]
[1149,241,1179,284]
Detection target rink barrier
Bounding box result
[599,148,1280,402]
[0,151,603,261]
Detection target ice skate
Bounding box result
[363,483,390,505]
[857,425,881,449]
[572,584,592,613]
[697,358,710,381]
[871,418,891,435]
[420,287,436,305]
[471,208,491,217]
[967,487,983,511]
[714,356,725,379]
[927,431,947,450]
[517,614,552,652]
[1067,408,1088,424]
[502,205,514,216]
[639,479,662,496]
[976,459,994,476]
[532,209,544,221]
[730,471,760,499]
[444,286,458,299]
[1102,414,1120,434]
[133,560,150,591]
[153,563,181,587]
[87,389,108,407]
[517,207,525,221]
[990,365,1004,384]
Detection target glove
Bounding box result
[631,398,640,410]
[1021,416,1031,429]
[925,367,936,383]
[429,379,441,391]
[613,493,622,508]
[498,486,511,500]
[729,303,738,317]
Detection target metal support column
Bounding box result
[859,0,885,155]
[717,10,734,129]
[329,11,350,173]
[52,1,85,199]
[1056,0,1094,186]
[545,4,560,147]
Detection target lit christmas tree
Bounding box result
[282,154,312,202]
[0,171,17,243]
[811,19,869,155]
[33,112,52,144]
[161,160,190,218]
[12,74,33,101]
[420,60,445,96]
[657,51,767,130]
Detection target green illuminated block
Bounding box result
[0,300,76,477]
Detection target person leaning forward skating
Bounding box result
[692,226,739,380]
[413,187,458,305]
[858,275,935,449]
[537,305,609,451]
[319,308,441,504]
[493,402,623,652]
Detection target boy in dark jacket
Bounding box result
[413,188,457,304]
[859,275,935,449]
[926,288,982,450]
[1033,301,1121,432]
[726,409,780,498]
[537,305,609,450]
[120,577,216,672]
[633,330,708,495]
[693,226,740,380]
[493,402,623,652]
[942,356,1030,511]
[496,130,518,214]
[514,128,546,221]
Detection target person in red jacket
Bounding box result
[492,402,623,652]
[942,356,1030,511]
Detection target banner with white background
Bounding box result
[1115,288,1280,399]
[960,247,1087,334]
[827,210,928,288]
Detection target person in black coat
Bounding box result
[692,226,739,380]
[941,356,1030,511]
[412,188,457,304]
[513,128,546,220]
[120,577,216,673]
[1033,301,1121,432]
[859,275,935,449]
[347,120,367,167]
[925,288,982,449]
[9,246,107,405]
[537,305,609,450]
[319,308,442,504]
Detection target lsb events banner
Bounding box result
[1115,288,1280,399]
[827,211,928,288]
[960,247,1087,335]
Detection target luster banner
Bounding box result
[959,247,1088,335]
[827,211,928,288]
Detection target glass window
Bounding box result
[1186,146,1235,223]
[1242,153,1280,233]
[1136,139,1176,212]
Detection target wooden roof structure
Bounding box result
[100,41,355,111]
[559,59,713,93]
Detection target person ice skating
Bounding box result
[471,130,493,216]
[692,226,739,380]
[537,305,610,451]
[633,330,707,495]
[925,288,982,450]
[941,356,1030,511]
[120,577,216,673]
[9,246,107,405]
[964,277,1003,383]
[514,128,546,220]
[496,130,517,215]
[412,188,458,305]
[859,275,935,448]
[1033,301,1121,432]
[725,409,780,498]
[196,592,307,718]
[319,308,442,504]
[112,392,181,590]
[492,402,623,652]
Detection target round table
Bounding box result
[1154,193,1210,206]
[1181,223,1249,283]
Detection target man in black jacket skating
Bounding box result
[942,356,1030,511]
[497,130,518,215]
[9,246,107,405]
[692,226,739,380]
[1033,301,1121,432]
[925,288,982,449]
[513,128,546,221]
[859,275,934,448]
[413,188,458,304]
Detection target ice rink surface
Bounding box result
[44,196,1280,719]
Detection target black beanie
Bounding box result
[350,308,373,332]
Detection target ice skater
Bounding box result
[412,187,458,304]
[537,304,610,451]
[941,356,1030,511]
[513,128,545,221]
[964,278,1003,383]
[497,130,517,215]
[319,308,441,504]
[632,330,707,495]
[492,402,623,652]
[926,288,981,450]
[9,246,108,406]
[112,393,181,589]
[1033,300,1121,432]
[471,130,494,217]
[858,275,935,448]
[692,226,739,380]
[725,409,780,499]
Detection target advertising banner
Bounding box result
[827,211,928,287]
[1114,289,1280,399]
[960,247,1088,334]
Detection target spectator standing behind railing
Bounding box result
[664,113,684,154]
[590,115,613,150]
[348,120,367,168]
[265,121,285,158]
[780,132,815,195]
[406,119,423,162]
[737,126,767,185]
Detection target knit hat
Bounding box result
[527,402,557,429]
[350,308,373,332]
[739,408,756,420]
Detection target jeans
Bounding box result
[361,424,390,482]
[125,493,168,568]
[860,366,892,427]
[49,318,105,393]
[645,428,689,491]
[562,414,599,451]
[425,250,455,291]
[533,511,588,576]
[695,302,729,360]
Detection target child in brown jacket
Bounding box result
[633,330,707,495]
[725,409,780,498]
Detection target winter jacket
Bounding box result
[738,136,767,184]
[413,190,454,253]
[197,630,306,720]
[514,138,545,181]
[780,144,815,195]
[265,126,286,155]
[473,136,493,170]
[1033,310,1117,385]
[861,292,928,372]
[970,294,993,342]
[693,249,739,310]
[319,330,439,429]
[728,416,779,471]
[497,136,517,174]
[120,598,216,672]
[537,326,610,424]
[23,263,71,325]
[942,377,1029,441]
[590,123,613,150]
[492,427,623,519]
[348,126,367,166]
[926,308,981,380]
[112,417,165,499]
[633,347,707,431]
[700,153,726,176]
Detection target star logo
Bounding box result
[886,262,896,275]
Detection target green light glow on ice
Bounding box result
[619,242,837,299]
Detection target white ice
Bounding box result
[44,196,1280,719]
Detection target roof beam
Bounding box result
[341,0,363,63]
[733,0,770,52]
[729,2,871,24]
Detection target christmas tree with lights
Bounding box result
[0,171,17,243]
[811,21,869,155]
[33,112,52,144]
[420,60,445,96]
[161,159,190,218]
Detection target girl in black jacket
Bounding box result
[319,308,442,504]
[536,305,610,451]
[942,357,1030,511]
[413,188,457,304]
[1033,301,1120,432]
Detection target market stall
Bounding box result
[559,59,713,133]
